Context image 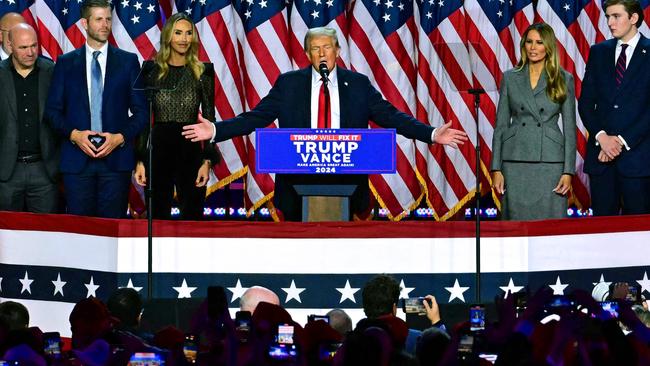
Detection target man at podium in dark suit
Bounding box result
[183,27,467,221]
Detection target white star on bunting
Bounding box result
[122,278,143,292]
[84,276,100,298]
[637,271,650,294]
[592,274,612,287]
[19,271,34,294]
[445,279,469,303]
[173,279,197,299]
[52,273,67,296]
[282,280,305,304]
[499,278,523,298]
[228,279,248,303]
[549,276,568,295]
[399,279,415,299]
[336,280,360,303]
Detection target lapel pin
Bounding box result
[344,81,348,86]
[643,49,646,54]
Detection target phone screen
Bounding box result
[268,343,298,360]
[600,301,619,318]
[277,324,294,344]
[268,324,298,361]
[469,304,485,331]
[183,334,198,363]
[128,352,165,366]
[458,334,474,353]
[235,311,252,343]
[403,297,427,315]
[43,332,62,359]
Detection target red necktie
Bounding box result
[317,79,330,129]
[615,43,628,87]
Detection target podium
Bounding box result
[294,184,358,222]
[256,128,396,222]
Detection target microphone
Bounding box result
[318,62,329,81]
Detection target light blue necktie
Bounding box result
[91,50,103,132]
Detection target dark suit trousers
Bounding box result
[62,159,131,218]
[0,160,58,213]
[589,167,650,216]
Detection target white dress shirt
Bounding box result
[310,66,340,129]
[594,31,641,151]
[85,42,108,108]
[0,47,10,61]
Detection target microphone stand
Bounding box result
[145,90,154,301]
[468,88,485,303]
[133,63,170,301]
[319,62,330,129]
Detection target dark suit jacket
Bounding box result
[0,57,59,181]
[578,35,650,177]
[45,45,147,174]
[214,67,434,220]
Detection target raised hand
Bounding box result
[433,121,468,148]
[182,115,215,142]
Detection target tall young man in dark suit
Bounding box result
[45,0,147,218]
[0,24,59,213]
[578,0,650,216]
[182,27,467,221]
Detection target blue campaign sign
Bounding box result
[256,129,396,174]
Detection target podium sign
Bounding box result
[255,128,396,174]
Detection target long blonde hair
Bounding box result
[516,23,567,104]
[154,13,204,80]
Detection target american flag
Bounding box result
[413,0,478,220]
[173,0,249,198]
[463,0,534,212]
[348,0,426,220]
[230,0,292,216]
[288,0,350,68]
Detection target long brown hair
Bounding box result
[516,23,567,104]
[154,12,204,80]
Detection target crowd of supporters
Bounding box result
[2,276,650,366]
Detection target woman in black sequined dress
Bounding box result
[134,13,218,220]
